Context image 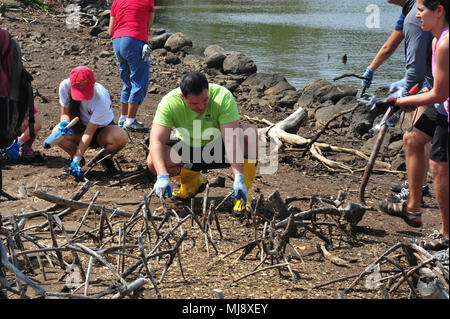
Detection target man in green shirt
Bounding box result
[147,71,258,214]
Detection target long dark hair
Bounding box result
[424,0,449,22]
[68,90,83,134]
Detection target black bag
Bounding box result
[0,29,35,150]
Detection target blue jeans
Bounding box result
[113,37,150,105]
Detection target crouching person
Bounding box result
[53,66,127,180]
[147,71,258,214]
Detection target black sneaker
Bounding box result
[123,120,149,132]
[101,157,119,175]
[387,187,425,205]
[392,180,430,196]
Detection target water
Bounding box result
[154,0,407,91]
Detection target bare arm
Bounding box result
[108,15,115,37]
[220,120,244,176]
[60,106,71,123]
[149,123,172,176]
[74,122,98,158]
[397,37,449,108]
[148,10,155,32]
[369,30,404,71]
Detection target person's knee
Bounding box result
[430,160,449,181]
[403,130,427,152]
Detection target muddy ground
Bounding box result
[0,5,444,300]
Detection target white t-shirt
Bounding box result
[58,78,114,127]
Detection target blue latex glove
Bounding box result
[142,44,151,62]
[389,78,407,96]
[68,156,83,179]
[232,173,247,202]
[4,141,20,161]
[59,120,73,136]
[361,67,374,88]
[154,174,172,199]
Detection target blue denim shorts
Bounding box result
[113,37,150,105]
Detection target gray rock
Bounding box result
[165,52,181,65]
[150,33,170,50]
[388,139,404,153]
[204,45,227,58]
[152,48,167,57]
[222,52,257,75]
[241,73,286,89]
[183,54,204,67]
[297,79,333,109]
[264,81,296,96]
[321,85,357,104]
[89,26,103,37]
[165,32,193,52]
[314,96,357,128]
[279,91,301,109]
[362,131,392,155]
[181,46,206,57]
[97,31,110,39]
[205,52,226,69]
[151,28,167,36]
[391,153,406,171]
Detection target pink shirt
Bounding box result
[432,27,449,120]
[111,0,155,43]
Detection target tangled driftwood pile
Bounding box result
[1,180,447,299]
[1,104,448,299]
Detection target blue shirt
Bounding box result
[394,13,405,32]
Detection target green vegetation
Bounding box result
[19,0,49,10]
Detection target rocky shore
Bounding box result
[2,2,439,300]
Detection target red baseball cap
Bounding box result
[70,66,95,101]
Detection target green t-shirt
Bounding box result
[153,83,240,147]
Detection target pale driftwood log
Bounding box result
[112,278,148,299]
[265,107,309,152]
[73,191,100,238]
[0,240,46,297]
[311,144,354,173]
[317,243,350,267]
[253,104,398,178]
[33,190,134,217]
[314,143,391,169]
[71,243,127,289]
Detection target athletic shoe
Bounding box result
[387,187,425,205]
[123,120,149,132]
[100,157,119,175]
[118,119,125,127]
[392,180,430,196]
[20,146,35,162]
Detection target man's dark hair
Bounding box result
[180,72,209,97]
[423,0,449,22]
